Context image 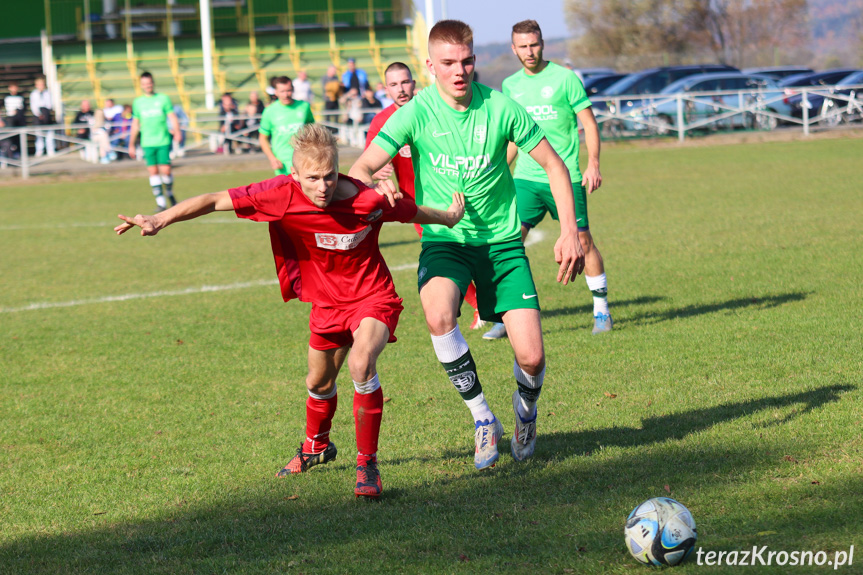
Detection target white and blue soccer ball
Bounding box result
[624,497,697,566]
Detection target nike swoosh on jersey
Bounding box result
[511,93,524,99]
[432,131,451,137]
[522,293,538,299]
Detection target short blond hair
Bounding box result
[291,124,338,171]
[428,19,473,49]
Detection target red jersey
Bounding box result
[229,174,418,308]
[366,104,415,199]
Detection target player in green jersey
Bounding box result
[350,20,585,470]
[490,20,611,339]
[259,76,315,175]
[129,72,181,212]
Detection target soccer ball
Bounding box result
[624,497,697,566]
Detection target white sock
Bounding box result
[149,175,166,208]
[430,325,469,362]
[465,392,494,425]
[309,384,337,400]
[586,273,609,315]
[353,374,381,395]
[514,362,544,419]
[431,327,493,424]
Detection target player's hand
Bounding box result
[115,213,163,236]
[372,163,394,181]
[128,146,136,160]
[173,131,181,143]
[554,229,585,285]
[373,179,402,207]
[269,156,283,171]
[445,192,465,228]
[582,162,602,194]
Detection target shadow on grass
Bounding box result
[1,384,854,574]
[541,295,666,320]
[625,291,812,327]
[538,383,853,458]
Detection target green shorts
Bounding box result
[515,179,589,231]
[417,240,539,323]
[142,145,172,167]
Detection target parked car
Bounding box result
[572,67,616,82]
[785,70,863,124]
[777,69,859,90]
[593,65,740,123]
[631,72,790,133]
[583,73,628,97]
[742,66,814,80]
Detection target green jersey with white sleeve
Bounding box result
[372,82,544,245]
[502,61,591,183]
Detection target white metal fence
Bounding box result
[592,83,863,141]
[2,85,861,179]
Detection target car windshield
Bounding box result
[660,77,699,94]
[603,72,648,96]
[838,71,863,86]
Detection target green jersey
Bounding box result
[259,100,315,169]
[502,61,591,183]
[132,93,174,148]
[373,82,544,245]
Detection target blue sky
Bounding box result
[430,0,569,46]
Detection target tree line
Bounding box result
[565,0,809,69]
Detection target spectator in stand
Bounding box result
[172,103,188,155]
[104,98,123,123]
[74,99,95,140]
[91,109,114,164]
[242,102,259,153]
[266,77,278,103]
[115,104,133,155]
[0,115,8,159]
[342,58,369,93]
[322,65,343,124]
[3,82,26,158]
[30,77,55,157]
[360,86,382,125]
[293,70,313,104]
[219,92,244,154]
[248,90,264,115]
[374,82,393,107]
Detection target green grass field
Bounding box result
[2,136,862,574]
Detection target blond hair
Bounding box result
[428,19,473,49]
[291,123,338,171]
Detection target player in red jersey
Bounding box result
[115,124,464,498]
[364,62,484,330]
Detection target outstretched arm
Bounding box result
[349,142,395,188]
[115,190,234,236]
[577,107,602,194]
[527,137,585,285]
[410,193,465,229]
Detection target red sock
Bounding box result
[354,387,383,464]
[302,393,338,454]
[464,282,478,310]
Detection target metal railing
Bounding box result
[592,83,863,141]
[0,108,383,179]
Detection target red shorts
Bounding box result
[308,294,404,351]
